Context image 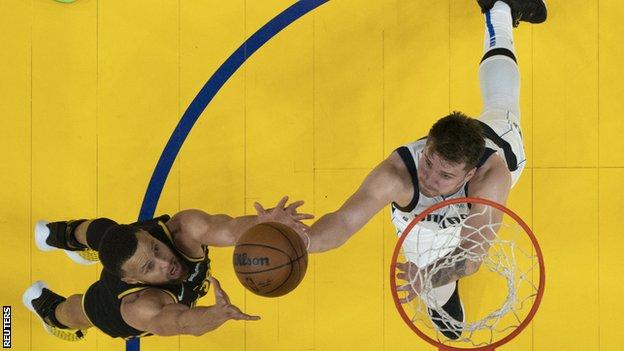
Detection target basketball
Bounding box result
[233,222,308,297]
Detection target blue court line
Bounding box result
[130,1,328,350]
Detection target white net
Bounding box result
[394,201,541,348]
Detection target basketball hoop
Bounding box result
[389,197,545,351]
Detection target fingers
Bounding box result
[253,202,268,216]
[218,286,232,305]
[238,315,261,321]
[397,283,418,304]
[396,283,415,292]
[225,305,261,321]
[395,262,410,272]
[294,213,315,220]
[210,277,223,299]
[210,278,259,321]
[285,200,314,220]
[210,276,231,305]
[398,289,418,304]
[209,276,220,292]
[285,200,304,212]
[395,261,418,273]
[232,311,261,321]
[396,271,420,282]
[272,196,289,213]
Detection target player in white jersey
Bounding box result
[301,0,547,340]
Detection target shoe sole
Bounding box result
[22,280,86,341]
[66,251,97,265]
[22,280,55,337]
[22,280,47,314]
[35,221,55,252]
[35,220,96,265]
[523,0,547,24]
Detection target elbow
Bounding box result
[149,326,179,337]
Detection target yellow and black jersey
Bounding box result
[82,216,211,339]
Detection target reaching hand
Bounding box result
[395,261,423,304]
[210,277,260,321]
[253,196,314,238]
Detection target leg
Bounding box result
[75,218,118,250]
[23,281,89,341]
[54,294,93,330]
[36,217,118,264]
[477,1,541,188]
[71,220,92,248]
[426,281,463,340]
[75,216,169,249]
[479,1,521,119]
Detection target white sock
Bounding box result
[479,2,520,118]
[483,1,515,54]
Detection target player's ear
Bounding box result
[121,276,140,284]
[464,167,477,181]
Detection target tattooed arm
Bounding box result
[427,154,513,288]
[395,202,504,303]
[427,248,480,288]
[396,245,481,303]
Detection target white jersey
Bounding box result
[391,119,524,267]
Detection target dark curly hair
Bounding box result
[98,224,141,277]
[427,111,485,170]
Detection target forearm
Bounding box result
[425,203,502,288]
[427,257,480,289]
[222,215,261,244]
[308,211,353,253]
[177,305,229,336]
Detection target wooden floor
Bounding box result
[0,0,622,350]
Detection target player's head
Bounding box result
[419,111,485,197]
[98,225,189,285]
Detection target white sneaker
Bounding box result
[22,280,87,342]
[35,220,98,265]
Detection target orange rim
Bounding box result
[389,197,545,351]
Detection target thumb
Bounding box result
[210,277,226,303]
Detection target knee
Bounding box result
[86,218,118,249]
[60,294,93,329]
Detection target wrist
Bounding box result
[302,230,311,251]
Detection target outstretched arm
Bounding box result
[166,196,313,247]
[307,153,410,253]
[121,277,259,337]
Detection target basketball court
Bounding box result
[0,0,622,350]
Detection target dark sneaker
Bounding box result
[22,281,87,341]
[35,220,98,265]
[477,0,547,27]
[427,282,464,340]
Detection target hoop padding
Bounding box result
[389,197,545,351]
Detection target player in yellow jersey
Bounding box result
[23,197,311,340]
